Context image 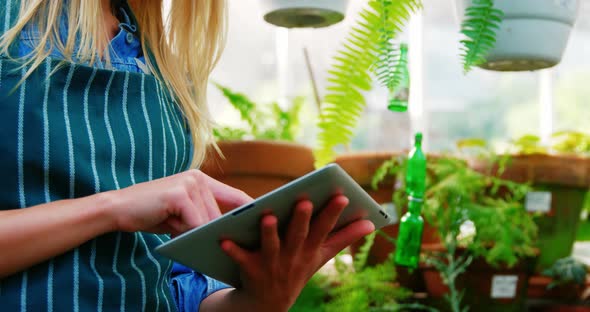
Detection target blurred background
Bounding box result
[201,0,590,153]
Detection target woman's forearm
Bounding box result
[0,192,118,278]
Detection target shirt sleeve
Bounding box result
[169,262,233,312]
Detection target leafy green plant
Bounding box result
[290,232,419,312]
[213,83,304,141]
[314,0,421,167]
[498,131,590,156]
[370,153,537,312]
[460,0,503,72]
[551,131,590,155]
[324,233,412,312]
[542,256,588,289]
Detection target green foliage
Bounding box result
[213,83,304,142]
[424,156,537,267]
[460,0,503,72]
[426,238,473,312]
[315,0,422,167]
[552,131,590,155]
[325,254,412,312]
[507,134,547,155]
[290,274,331,312]
[542,257,588,289]
[503,131,590,156]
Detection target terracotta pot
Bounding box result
[201,140,315,212]
[421,243,535,312]
[468,154,590,271]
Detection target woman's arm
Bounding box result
[0,193,117,278]
[0,170,252,278]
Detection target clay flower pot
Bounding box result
[201,140,315,212]
[421,243,536,312]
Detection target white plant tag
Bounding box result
[491,275,518,299]
[525,192,552,213]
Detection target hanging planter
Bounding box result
[457,0,580,71]
[259,0,350,28]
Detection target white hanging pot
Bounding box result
[456,0,580,71]
[259,0,350,28]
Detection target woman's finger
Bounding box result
[260,215,280,264]
[306,195,349,250]
[202,172,253,210]
[322,219,375,262]
[221,240,252,270]
[284,200,313,259]
[199,182,222,221]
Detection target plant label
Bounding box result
[491,275,518,299]
[525,192,552,214]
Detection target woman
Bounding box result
[0,0,375,311]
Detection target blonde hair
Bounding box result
[0,0,227,168]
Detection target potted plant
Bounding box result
[528,256,589,302]
[456,0,581,71]
[414,156,538,312]
[464,133,590,271]
[259,0,350,28]
[200,84,315,207]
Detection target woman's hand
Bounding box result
[109,169,253,236]
[218,195,375,312]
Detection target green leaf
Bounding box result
[314,0,422,168]
[460,0,504,73]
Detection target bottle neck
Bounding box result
[408,197,423,215]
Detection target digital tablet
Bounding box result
[154,163,394,287]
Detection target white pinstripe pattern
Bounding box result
[139,235,161,312]
[0,59,3,91]
[112,233,127,312]
[130,233,147,312]
[63,65,76,198]
[154,235,174,312]
[17,66,28,312]
[103,71,120,189]
[158,84,167,177]
[42,60,54,312]
[83,68,100,193]
[121,72,136,184]
[156,82,178,174]
[61,65,81,312]
[166,94,187,171]
[4,0,12,33]
[139,75,153,181]
[89,239,104,312]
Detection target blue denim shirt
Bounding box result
[16,4,230,312]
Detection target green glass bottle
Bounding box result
[406,132,426,198]
[394,196,424,269]
[388,43,410,112]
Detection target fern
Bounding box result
[460,0,503,72]
[315,0,422,167]
[353,231,377,272]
